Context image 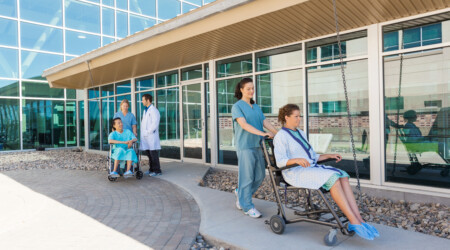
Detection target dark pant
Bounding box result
[146,150,161,173]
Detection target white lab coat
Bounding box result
[139,104,161,150]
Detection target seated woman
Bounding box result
[273,104,379,240]
[108,117,138,178]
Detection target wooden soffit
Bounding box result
[43,0,450,89]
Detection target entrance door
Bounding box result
[182,83,204,161]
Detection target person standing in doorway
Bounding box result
[232,78,278,218]
[140,94,162,176]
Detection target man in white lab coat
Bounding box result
[140,94,162,176]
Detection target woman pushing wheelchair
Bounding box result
[108,117,138,178]
[273,104,379,240]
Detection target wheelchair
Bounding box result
[106,142,144,181]
[261,138,354,246]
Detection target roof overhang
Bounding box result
[43,0,450,89]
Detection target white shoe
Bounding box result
[234,189,241,210]
[245,207,262,218]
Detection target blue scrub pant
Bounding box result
[237,147,266,212]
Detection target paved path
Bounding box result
[0,169,200,250]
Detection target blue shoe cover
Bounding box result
[362,223,379,237]
[110,171,119,177]
[348,223,374,240]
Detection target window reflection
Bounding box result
[21,22,63,53]
[182,3,196,14]
[130,0,156,16]
[158,0,181,20]
[102,7,115,36]
[181,65,202,81]
[182,83,202,159]
[0,18,17,46]
[0,0,17,17]
[65,30,100,55]
[101,97,114,151]
[89,100,100,149]
[136,75,154,92]
[65,0,100,33]
[79,100,85,147]
[256,46,302,72]
[130,14,156,34]
[307,59,370,179]
[116,11,128,38]
[116,0,128,10]
[66,101,77,146]
[22,81,64,98]
[20,0,62,26]
[21,51,63,80]
[157,71,178,88]
[0,47,18,78]
[157,87,180,159]
[115,80,131,95]
[22,100,65,149]
[102,36,115,46]
[384,47,450,187]
[0,79,19,97]
[0,99,20,150]
[216,55,252,78]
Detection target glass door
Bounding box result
[182,83,204,161]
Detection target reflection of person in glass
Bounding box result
[402,110,424,143]
[385,114,401,145]
[273,104,379,240]
[232,78,277,218]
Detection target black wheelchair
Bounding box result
[261,138,354,246]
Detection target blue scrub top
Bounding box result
[113,111,137,132]
[108,129,137,150]
[231,100,265,150]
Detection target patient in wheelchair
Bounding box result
[273,104,379,240]
[108,117,138,178]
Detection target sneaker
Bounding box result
[348,223,374,240]
[234,189,242,210]
[124,170,133,178]
[244,207,262,218]
[362,223,380,237]
[149,172,162,177]
[144,170,153,175]
[110,171,119,178]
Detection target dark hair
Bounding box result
[234,78,255,104]
[278,104,300,125]
[142,94,153,103]
[111,117,121,131]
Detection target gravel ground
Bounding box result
[200,168,450,239]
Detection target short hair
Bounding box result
[142,94,152,103]
[120,99,129,108]
[111,117,121,131]
[278,104,300,125]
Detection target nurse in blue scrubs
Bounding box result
[114,99,138,137]
[232,78,278,218]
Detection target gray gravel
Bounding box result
[200,169,450,240]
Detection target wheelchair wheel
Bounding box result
[324,229,338,246]
[269,215,285,234]
[136,170,143,180]
[108,175,117,182]
[440,169,449,177]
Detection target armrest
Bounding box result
[317,158,335,164]
[273,164,299,172]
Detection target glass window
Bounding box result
[309,102,319,114]
[422,23,442,46]
[102,7,115,36]
[0,98,20,150]
[403,27,421,49]
[0,47,18,78]
[22,100,65,149]
[186,0,201,5]
[321,42,346,62]
[384,47,450,188]
[116,0,127,10]
[65,55,76,61]
[307,48,317,64]
[0,0,17,17]
[182,2,197,14]
[136,75,154,92]
[307,59,369,179]
[20,0,62,26]
[157,71,178,88]
[205,82,211,163]
[256,70,303,122]
[130,0,156,16]
[0,18,17,46]
[130,14,156,34]
[182,83,202,159]
[116,94,131,113]
[102,36,115,46]
[21,51,63,80]
[115,80,131,94]
[65,30,100,55]
[100,83,114,96]
[102,0,114,6]
[21,22,63,53]
[101,97,114,151]
[204,0,215,4]
[66,89,76,99]
[216,55,252,78]
[157,87,180,159]
[88,87,100,99]
[385,96,404,110]
[204,63,209,80]
[66,101,77,146]
[217,77,249,165]
[181,65,202,81]
[78,100,85,147]
[116,11,128,38]
[22,81,64,98]
[135,90,154,138]
[383,31,399,51]
[65,0,100,33]
[158,0,180,20]
[256,45,302,72]
[88,100,100,149]
[0,79,19,96]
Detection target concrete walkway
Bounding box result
[159,161,449,250]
